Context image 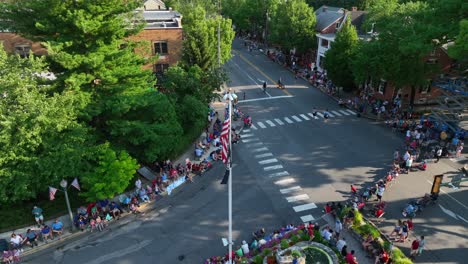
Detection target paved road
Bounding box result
[26,38,467,264]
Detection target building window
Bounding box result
[321,39,329,48]
[377,79,387,94]
[153,41,168,55]
[154,63,169,73]
[429,49,436,56]
[336,22,340,28]
[14,44,31,58]
[419,80,432,94]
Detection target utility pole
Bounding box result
[217,0,221,68]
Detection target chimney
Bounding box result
[351,6,358,11]
[322,6,327,12]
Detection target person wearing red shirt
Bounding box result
[410,239,420,259]
[375,250,389,264]
[324,203,332,214]
[346,250,358,264]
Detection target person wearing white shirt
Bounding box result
[135,179,142,190]
[337,238,347,252]
[403,151,410,161]
[241,240,249,255]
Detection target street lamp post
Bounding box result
[223,90,234,264]
[60,179,75,231]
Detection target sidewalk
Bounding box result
[1,100,243,259]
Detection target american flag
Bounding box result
[220,117,230,164]
[49,186,58,201]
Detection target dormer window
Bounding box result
[336,22,340,28]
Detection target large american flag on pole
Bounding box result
[220,117,230,164]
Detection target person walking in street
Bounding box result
[418,236,426,256]
[345,250,358,264]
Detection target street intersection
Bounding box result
[25,39,467,264]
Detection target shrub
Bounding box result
[263,248,272,257]
[291,250,301,258]
[312,230,324,243]
[280,239,289,249]
[353,210,364,227]
[290,235,300,244]
[392,248,413,264]
[300,233,310,241]
[253,255,263,264]
[339,206,352,220]
[355,223,380,239]
[297,229,304,235]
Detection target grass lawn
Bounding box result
[0,189,86,233]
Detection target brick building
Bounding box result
[0,0,183,74]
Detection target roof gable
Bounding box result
[315,5,345,32]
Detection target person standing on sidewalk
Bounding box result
[32,206,44,226]
[435,148,442,163]
[345,250,358,264]
[410,238,420,259]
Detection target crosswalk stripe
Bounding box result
[247,142,263,148]
[300,114,310,121]
[266,120,276,127]
[284,117,293,124]
[251,124,258,130]
[268,171,289,178]
[242,138,259,143]
[286,194,309,203]
[346,109,356,115]
[255,153,274,158]
[300,214,315,223]
[292,115,302,122]
[252,147,269,152]
[293,203,318,212]
[242,129,251,133]
[274,118,284,125]
[326,112,335,118]
[258,158,278,165]
[308,113,319,120]
[331,110,342,117]
[339,110,350,116]
[242,133,254,138]
[263,165,284,171]
[317,112,324,118]
[280,186,302,194]
[274,178,295,185]
[257,122,266,129]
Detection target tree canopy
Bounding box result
[323,18,359,91]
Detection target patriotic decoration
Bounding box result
[220,117,231,164]
[49,186,58,201]
[71,178,81,191]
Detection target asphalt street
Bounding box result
[26,38,467,264]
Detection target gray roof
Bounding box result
[315,6,344,32]
[141,10,182,28]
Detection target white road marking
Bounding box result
[300,215,315,223]
[292,115,302,122]
[308,113,319,119]
[242,129,251,133]
[257,122,266,129]
[269,171,290,177]
[339,110,351,116]
[255,153,274,158]
[238,95,294,103]
[317,112,324,118]
[242,138,259,143]
[242,133,254,138]
[346,110,356,115]
[280,186,302,194]
[426,180,468,210]
[251,124,258,130]
[252,147,269,152]
[300,114,310,121]
[258,158,278,165]
[326,112,335,117]
[293,203,318,212]
[274,118,284,125]
[263,165,284,171]
[284,117,293,124]
[266,120,276,127]
[87,240,152,264]
[275,178,295,185]
[331,110,342,117]
[286,194,310,203]
[247,142,263,148]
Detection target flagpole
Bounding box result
[228,90,233,264]
[60,179,75,232]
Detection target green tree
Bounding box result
[269,0,316,53]
[323,18,359,91]
[448,19,468,61]
[0,0,183,163]
[0,47,92,203]
[81,144,138,202]
[182,6,235,69]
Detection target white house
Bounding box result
[314,6,367,72]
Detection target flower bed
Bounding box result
[304,246,332,264]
